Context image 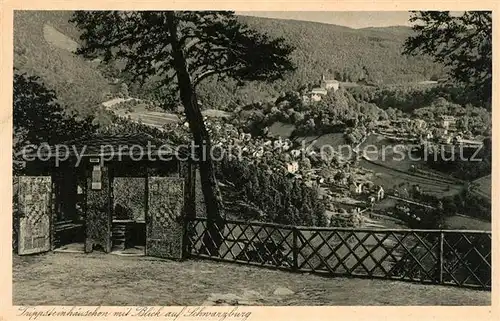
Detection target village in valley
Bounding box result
[104,70,490,231]
[11,10,492,306]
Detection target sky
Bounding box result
[236,11,414,29]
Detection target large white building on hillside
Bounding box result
[321,74,340,91]
[307,74,340,102]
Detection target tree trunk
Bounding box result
[166,12,224,256]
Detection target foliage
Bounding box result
[425,143,491,181]
[216,158,328,226]
[408,184,490,222]
[347,84,491,136]
[403,11,492,108]
[349,83,490,112]
[13,72,97,173]
[449,189,491,221]
[71,11,295,109]
[236,88,386,139]
[120,83,129,98]
[414,98,491,135]
[14,11,449,113]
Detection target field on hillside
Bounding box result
[360,160,463,198]
[444,215,491,231]
[266,126,351,157]
[358,133,419,172]
[356,134,491,230]
[373,197,491,231]
[110,102,233,129]
[13,252,490,306]
[267,122,296,138]
[358,134,463,198]
[295,133,351,158]
[357,133,492,232]
[472,175,491,201]
[117,110,180,128]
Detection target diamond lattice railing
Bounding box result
[442,232,491,288]
[185,218,491,290]
[295,229,441,282]
[186,218,295,268]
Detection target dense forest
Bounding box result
[194,17,446,109]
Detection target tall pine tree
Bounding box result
[71,11,295,254]
[403,11,492,108]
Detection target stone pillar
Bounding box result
[179,161,196,220]
[85,164,112,253]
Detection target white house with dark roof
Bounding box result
[308,74,340,102]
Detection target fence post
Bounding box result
[292,227,298,272]
[438,232,444,284]
[182,216,190,260]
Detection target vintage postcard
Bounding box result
[1,1,498,320]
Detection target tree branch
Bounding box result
[192,66,238,87]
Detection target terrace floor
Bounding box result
[13,252,490,306]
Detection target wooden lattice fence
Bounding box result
[185,217,491,290]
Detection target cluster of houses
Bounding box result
[375,115,483,147]
[319,176,385,214]
[206,120,318,174]
[348,180,385,205]
[204,117,385,213]
[425,115,483,146]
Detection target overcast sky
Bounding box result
[236,11,414,29]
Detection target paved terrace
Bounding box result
[13,252,490,306]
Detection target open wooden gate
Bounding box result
[146,177,185,259]
[17,176,52,255]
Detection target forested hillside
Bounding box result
[195,17,446,108]
[13,11,445,114]
[13,11,111,121]
[240,16,444,84]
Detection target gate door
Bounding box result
[146,177,185,259]
[17,176,52,255]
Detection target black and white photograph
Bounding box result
[10,8,492,309]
